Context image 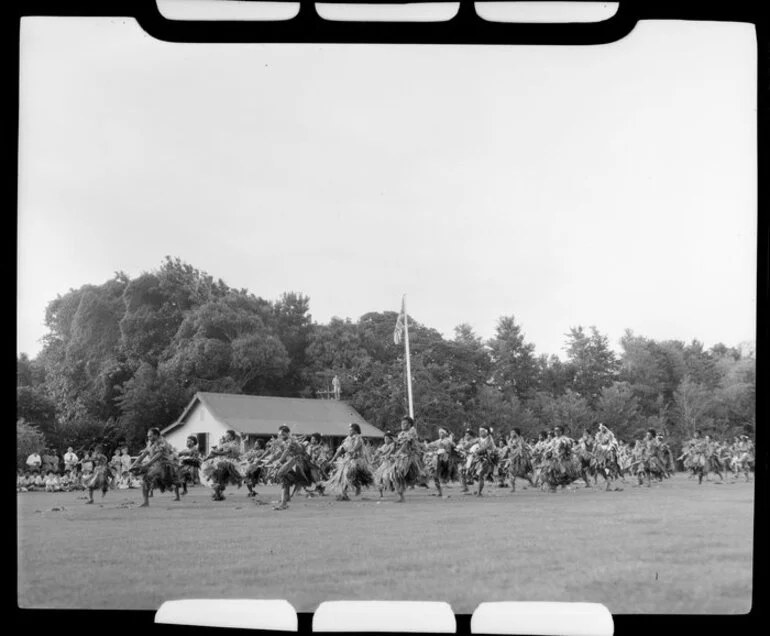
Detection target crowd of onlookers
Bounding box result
[17,446,143,493]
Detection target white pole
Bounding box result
[403,295,414,419]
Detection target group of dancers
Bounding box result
[84,417,754,511]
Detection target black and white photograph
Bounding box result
[17,3,757,615]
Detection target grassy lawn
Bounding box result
[17,474,753,614]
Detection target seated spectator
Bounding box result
[129,473,143,489]
[64,447,78,473]
[26,451,42,474]
[44,471,61,492]
[117,471,131,490]
[59,473,71,492]
[31,473,45,491]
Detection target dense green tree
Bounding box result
[488,316,539,402]
[16,386,57,436]
[563,326,619,406]
[594,381,641,440]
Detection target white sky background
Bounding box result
[18,18,757,360]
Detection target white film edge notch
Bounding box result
[471,602,614,636]
[313,601,456,633]
[155,599,298,631]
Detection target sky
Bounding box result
[17,17,757,361]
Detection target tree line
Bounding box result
[17,257,755,457]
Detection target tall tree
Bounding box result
[488,315,539,402]
[563,326,619,406]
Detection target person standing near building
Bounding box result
[26,451,42,474]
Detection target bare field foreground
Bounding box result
[18,474,753,614]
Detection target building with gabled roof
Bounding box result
[161,391,383,455]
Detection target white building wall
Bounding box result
[164,402,230,455]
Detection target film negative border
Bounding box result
[11,2,767,636]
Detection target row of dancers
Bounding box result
[74,418,755,510]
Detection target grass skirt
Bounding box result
[202,458,243,488]
[637,456,666,479]
[324,456,374,492]
[542,456,581,487]
[507,451,533,479]
[132,460,180,493]
[243,463,263,487]
[275,454,322,488]
[394,451,424,488]
[592,447,622,479]
[375,459,398,492]
[84,465,112,493]
[468,451,497,481]
[178,458,200,484]
[684,453,706,472]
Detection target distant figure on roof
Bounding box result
[332,375,341,400]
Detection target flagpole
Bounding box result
[403,295,414,419]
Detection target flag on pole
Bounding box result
[393,296,405,345]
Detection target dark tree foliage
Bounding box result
[18,258,755,453]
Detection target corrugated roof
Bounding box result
[163,392,384,438]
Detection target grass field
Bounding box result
[17,474,754,614]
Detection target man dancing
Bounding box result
[467,426,497,497]
[425,428,460,497]
[201,430,244,501]
[177,435,201,495]
[506,428,534,493]
[129,428,181,507]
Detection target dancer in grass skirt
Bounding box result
[635,429,666,487]
[506,428,534,493]
[425,428,460,497]
[177,436,201,495]
[678,430,707,484]
[530,432,549,488]
[592,423,623,490]
[574,429,595,488]
[271,425,323,510]
[324,423,374,501]
[202,430,243,501]
[376,416,424,503]
[495,438,510,488]
[305,433,332,496]
[373,431,398,497]
[656,432,676,478]
[392,416,425,502]
[456,428,478,493]
[242,439,267,497]
[731,435,754,482]
[702,435,725,482]
[467,426,498,497]
[541,426,581,492]
[130,428,181,507]
[84,444,113,504]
